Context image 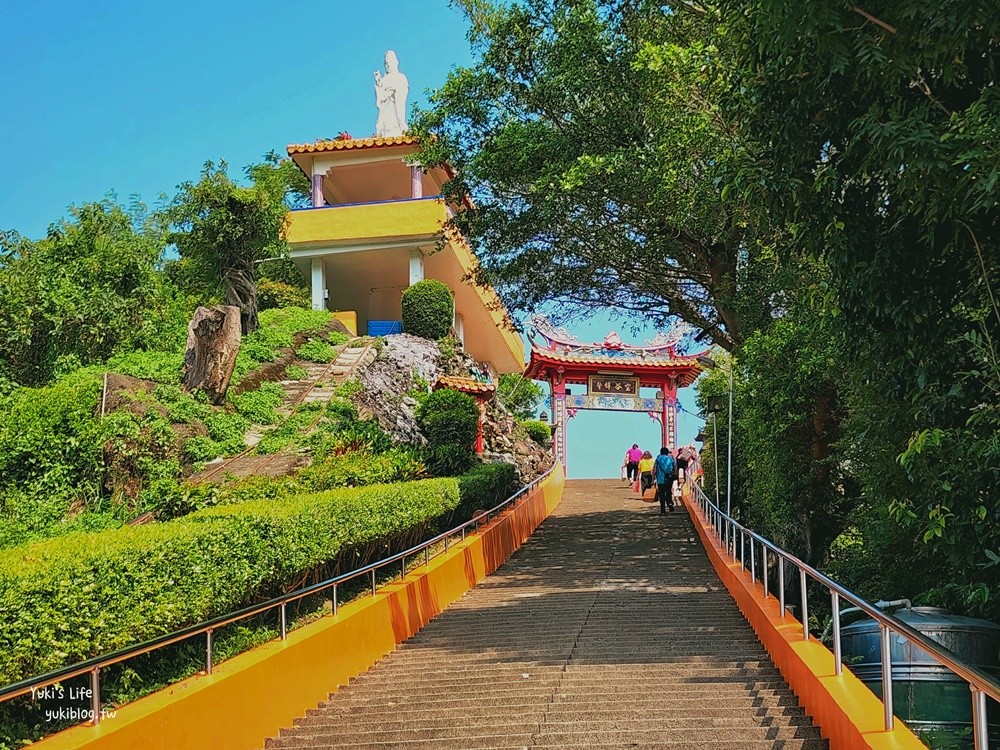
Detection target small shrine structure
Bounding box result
[523,316,706,470]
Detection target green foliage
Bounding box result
[498,374,544,421]
[415,388,479,475]
[229,382,284,424]
[414,1,749,347]
[164,159,295,334]
[0,478,460,685]
[401,280,454,340]
[297,340,337,364]
[230,307,334,384]
[416,388,479,447]
[0,200,182,387]
[256,278,309,312]
[106,351,185,385]
[285,364,308,380]
[519,419,551,447]
[453,462,518,521]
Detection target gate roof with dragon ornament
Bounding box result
[523,315,707,387]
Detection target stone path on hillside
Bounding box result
[189,340,378,484]
[262,479,828,750]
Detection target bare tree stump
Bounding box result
[181,305,242,405]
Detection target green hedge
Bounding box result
[0,478,459,685]
[452,463,518,523]
[401,280,454,339]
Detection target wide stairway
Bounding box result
[264,479,828,749]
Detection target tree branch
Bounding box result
[851,6,897,35]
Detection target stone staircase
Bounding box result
[262,479,829,749]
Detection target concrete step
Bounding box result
[259,479,830,750]
[292,707,809,732]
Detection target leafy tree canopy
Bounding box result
[414,0,771,349]
[0,199,175,387]
[164,156,305,334]
[497,373,544,421]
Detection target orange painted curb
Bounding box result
[34,468,566,750]
[686,496,925,750]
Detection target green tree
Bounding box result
[497,373,543,421]
[414,0,773,350]
[0,200,174,387]
[165,157,300,335]
[723,0,1000,616]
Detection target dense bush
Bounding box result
[452,462,518,522]
[0,478,460,685]
[256,278,309,311]
[416,388,479,475]
[401,280,454,340]
[520,419,551,446]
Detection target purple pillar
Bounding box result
[411,166,422,199]
[311,174,325,208]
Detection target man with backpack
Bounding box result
[654,447,677,515]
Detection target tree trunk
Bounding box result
[181,305,242,405]
[223,267,259,335]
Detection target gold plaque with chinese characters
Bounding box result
[588,375,639,397]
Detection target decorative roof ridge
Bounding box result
[287,134,419,155]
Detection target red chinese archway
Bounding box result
[523,316,706,473]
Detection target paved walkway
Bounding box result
[263,479,827,749]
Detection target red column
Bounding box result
[475,400,485,455]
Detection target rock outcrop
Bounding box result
[355,334,551,483]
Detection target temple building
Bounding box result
[283,51,521,376]
[284,135,523,377]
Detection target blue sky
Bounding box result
[0,0,705,478]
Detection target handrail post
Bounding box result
[280,602,287,640]
[971,686,987,750]
[740,530,745,571]
[779,556,785,616]
[332,583,338,616]
[880,623,894,730]
[89,666,100,725]
[401,555,406,581]
[799,569,808,640]
[371,569,376,596]
[206,628,214,675]
[750,538,756,583]
[425,547,430,567]
[762,547,768,598]
[831,591,842,675]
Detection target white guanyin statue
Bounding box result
[374,50,409,137]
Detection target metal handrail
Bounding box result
[0,464,558,721]
[690,480,1000,749]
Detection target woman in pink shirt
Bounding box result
[624,444,643,482]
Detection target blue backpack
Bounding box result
[655,454,676,482]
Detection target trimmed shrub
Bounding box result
[0,478,460,684]
[401,280,453,340]
[416,388,479,447]
[520,419,552,446]
[452,462,518,522]
[416,388,479,475]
